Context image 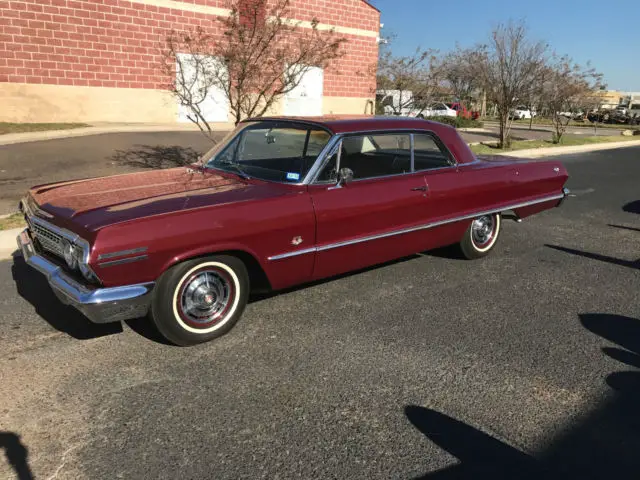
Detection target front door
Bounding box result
[309,132,431,280]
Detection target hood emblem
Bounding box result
[291,236,303,246]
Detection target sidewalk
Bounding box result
[0,122,205,146]
[496,139,640,158]
[0,228,21,260]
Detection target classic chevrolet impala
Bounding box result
[16,116,569,345]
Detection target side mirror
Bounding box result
[337,167,354,186]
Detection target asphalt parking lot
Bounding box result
[1,147,639,479]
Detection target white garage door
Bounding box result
[283,66,324,117]
[176,53,229,123]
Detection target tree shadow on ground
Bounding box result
[0,432,34,480]
[10,254,123,340]
[406,313,640,479]
[110,144,203,169]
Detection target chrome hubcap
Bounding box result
[180,270,231,325]
[472,215,495,245]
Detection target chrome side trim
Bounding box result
[267,192,565,261]
[268,246,317,261]
[98,247,148,260]
[98,255,148,268]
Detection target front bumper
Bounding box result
[17,229,154,324]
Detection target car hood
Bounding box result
[29,167,285,231]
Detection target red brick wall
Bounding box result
[0,0,379,97]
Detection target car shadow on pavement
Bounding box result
[405,313,640,479]
[0,432,34,480]
[124,317,173,346]
[10,254,123,339]
[545,244,639,270]
[110,145,203,169]
[249,252,424,304]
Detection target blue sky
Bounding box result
[368,0,640,91]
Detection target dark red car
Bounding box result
[17,116,570,346]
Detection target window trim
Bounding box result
[411,131,457,171]
[207,120,333,184]
[309,129,458,185]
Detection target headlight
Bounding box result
[61,237,99,283]
[62,240,78,269]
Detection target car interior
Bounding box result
[317,133,453,182]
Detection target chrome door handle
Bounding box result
[411,185,428,192]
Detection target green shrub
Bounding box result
[427,116,483,128]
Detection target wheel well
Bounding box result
[177,250,272,294]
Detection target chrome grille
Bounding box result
[31,222,65,257]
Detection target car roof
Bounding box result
[241,115,455,135]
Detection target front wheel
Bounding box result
[460,213,501,259]
[151,255,249,346]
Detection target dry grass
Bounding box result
[0,213,26,230]
[0,122,89,135]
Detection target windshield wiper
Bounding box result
[217,161,251,180]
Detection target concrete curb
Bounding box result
[458,128,492,133]
[0,227,22,261]
[493,140,640,158]
[0,123,203,146]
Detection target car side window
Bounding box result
[413,134,454,171]
[334,134,411,181]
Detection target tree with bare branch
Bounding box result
[471,21,548,148]
[376,47,442,117]
[161,0,346,139]
[438,46,480,107]
[541,57,604,142]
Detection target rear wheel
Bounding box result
[151,255,249,346]
[460,213,501,259]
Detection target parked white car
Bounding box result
[510,106,536,120]
[557,110,583,119]
[414,102,457,118]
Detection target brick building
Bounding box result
[0,0,380,125]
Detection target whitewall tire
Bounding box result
[151,255,249,346]
[460,213,501,259]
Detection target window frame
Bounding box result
[310,129,458,185]
[206,120,333,184]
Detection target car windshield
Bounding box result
[204,121,332,183]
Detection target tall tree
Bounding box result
[541,57,604,142]
[161,0,346,139]
[438,46,480,106]
[471,21,548,148]
[376,47,441,117]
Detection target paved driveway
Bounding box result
[0,131,218,214]
[1,147,639,479]
[0,125,624,214]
